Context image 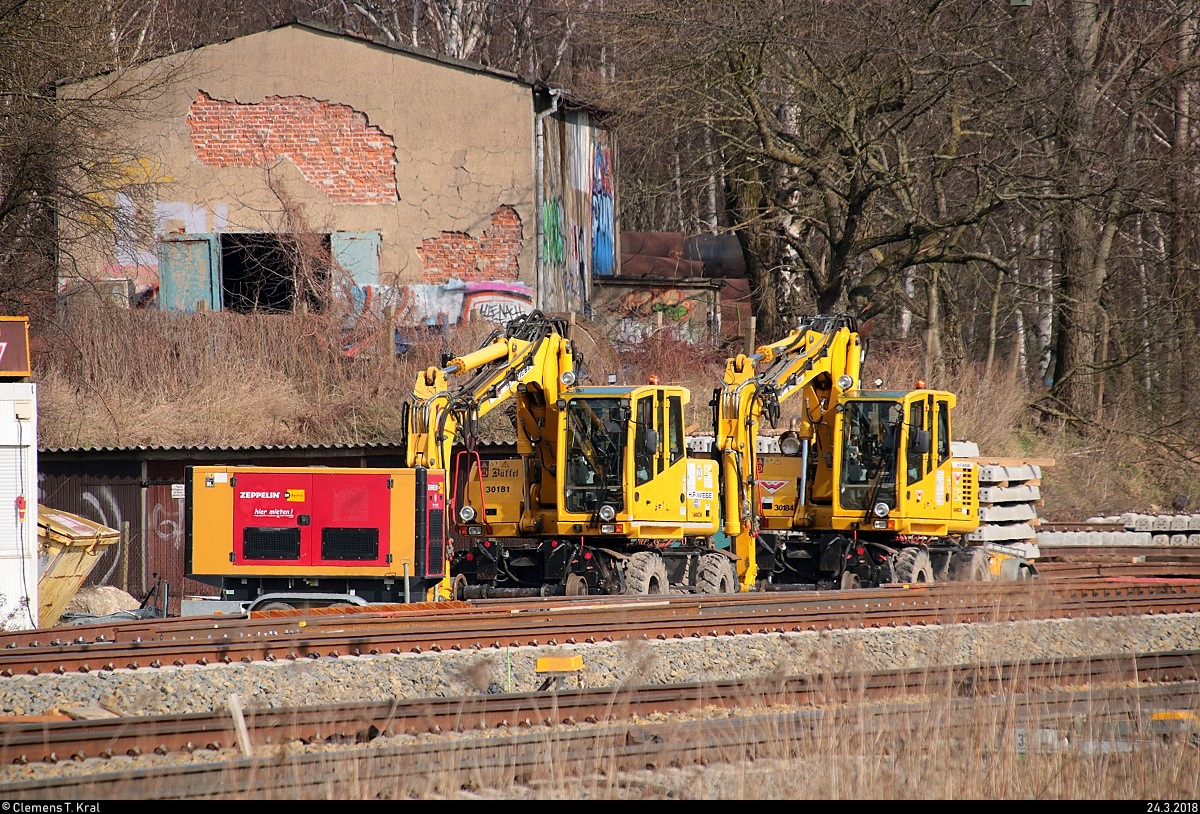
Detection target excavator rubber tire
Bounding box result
[950,548,992,582]
[892,547,934,584]
[623,551,669,595]
[697,553,737,594]
[999,558,1021,581]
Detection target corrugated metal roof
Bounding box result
[42,442,388,454]
[39,440,513,455]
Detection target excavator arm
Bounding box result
[407,310,577,475]
[406,312,576,600]
[715,314,863,589]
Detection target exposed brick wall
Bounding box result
[186,91,398,204]
[418,205,523,282]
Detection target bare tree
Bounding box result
[1162,3,1200,410]
[0,1,184,318]
[1000,3,1200,424]
[587,1,1021,348]
[304,0,587,82]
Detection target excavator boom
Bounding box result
[715,314,863,589]
[407,312,576,472]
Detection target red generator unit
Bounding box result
[185,464,447,611]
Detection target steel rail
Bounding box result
[1,665,1197,798]
[1037,562,1200,579]
[3,577,1190,651]
[0,649,1197,768]
[0,581,1198,677]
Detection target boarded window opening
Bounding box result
[219,233,331,314]
[158,230,377,314]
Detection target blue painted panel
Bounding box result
[159,234,220,311]
[332,231,381,289]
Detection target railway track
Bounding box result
[1037,542,1200,579]
[1,565,1199,797]
[0,578,1198,677]
[2,649,1197,797]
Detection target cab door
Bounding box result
[903,394,956,529]
[927,396,955,525]
[630,388,688,525]
[903,397,935,518]
[232,471,314,565]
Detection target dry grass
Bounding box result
[183,677,1200,799]
[31,305,1197,518]
[37,306,444,447]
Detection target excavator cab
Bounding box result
[555,385,719,539]
[827,388,977,536]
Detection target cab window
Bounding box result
[635,396,654,485]
[906,401,925,485]
[668,395,685,465]
[936,400,950,465]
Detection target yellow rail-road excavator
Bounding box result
[447,312,1037,598]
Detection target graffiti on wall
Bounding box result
[594,285,716,345]
[150,499,184,554]
[38,474,127,587]
[539,109,616,314]
[567,224,586,306]
[38,468,206,610]
[349,279,534,333]
[147,485,203,610]
[402,280,533,327]
[591,145,615,278]
[540,196,566,279]
[461,284,534,324]
[400,204,532,326]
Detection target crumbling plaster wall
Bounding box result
[61,22,538,323]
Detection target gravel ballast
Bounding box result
[1,612,1198,787]
[1,612,1197,718]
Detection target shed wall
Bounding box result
[61,23,542,330]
